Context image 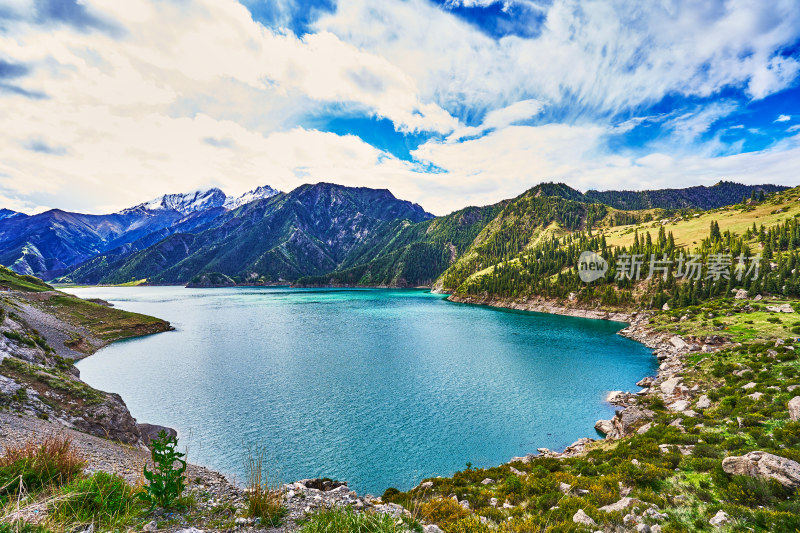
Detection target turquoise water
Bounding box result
[68,287,655,494]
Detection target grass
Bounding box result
[0,267,52,293]
[36,293,170,343]
[300,506,420,533]
[49,471,143,529]
[244,445,286,527]
[602,187,800,249]
[0,437,85,506]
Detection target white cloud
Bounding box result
[775,114,792,122]
[317,0,800,115]
[447,98,544,141]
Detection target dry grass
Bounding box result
[244,445,285,527]
[0,436,85,496]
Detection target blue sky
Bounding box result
[0,0,799,215]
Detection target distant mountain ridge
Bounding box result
[0,184,281,278]
[528,181,787,211]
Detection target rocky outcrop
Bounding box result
[72,392,143,445]
[572,509,596,526]
[709,510,731,528]
[722,451,800,488]
[138,423,179,445]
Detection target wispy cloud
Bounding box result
[775,114,792,122]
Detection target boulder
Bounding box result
[418,481,434,490]
[709,510,730,528]
[637,376,655,387]
[742,382,757,390]
[660,377,683,396]
[668,400,690,412]
[789,396,800,421]
[748,392,763,401]
[598,497,641,513]
[423,525,444,533]
[138,423,178,446]
[722,451,800,488]
[669,336,688,350]
[572,509,596,526]
[610,407,654,438]
[733,289,748,299]
[481,478,494,485]
[766,303,794,313]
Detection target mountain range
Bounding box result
[0,186,280,279]
[0,180,787,287]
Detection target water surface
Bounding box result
[68,287,655,494]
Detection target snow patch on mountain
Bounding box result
[223,185,280,210]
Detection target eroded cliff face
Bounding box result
[0,297,143,445]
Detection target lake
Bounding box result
[67,287,656,494]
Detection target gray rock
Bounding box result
[669,336,688,350]
[558,482,572,493]
[660,377,683,396]
[573,509,596,526]
[637,525,651,533]
[742,382,757,390]
[709,510,730,528]
[788,385,800,392]
[722,451,800,488]
[733,289,748,299]
[598,497,640,513]
[481,478,494,485]
[766,303,794,313]
[650,525,663,533]
[595,419,614,436]
[423,525,444,533]
[637,422,652,435]
[459,500,470,510]
[175,529,205,533]
[789,396,800,421]
[668,400,690,412]
[419,481,434,490]
[143,521,157,532]
[696,395,711,410]
[748,392,764,401]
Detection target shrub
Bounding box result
[140,431,186,509]
[50,471,141,528]
[0,437,84,504]
[444,516,489,533]
[420,498,470,529]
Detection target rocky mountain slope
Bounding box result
[0,266,171,444]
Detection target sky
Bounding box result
[0,0,799,216]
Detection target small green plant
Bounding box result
[140,431,186,509]
[50,471,142,528]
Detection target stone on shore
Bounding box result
[138,423,178,446]
[595,419,614,435]
[722,451,800,488]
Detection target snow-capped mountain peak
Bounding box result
[223,185,280,210]
[122,188,227,216]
